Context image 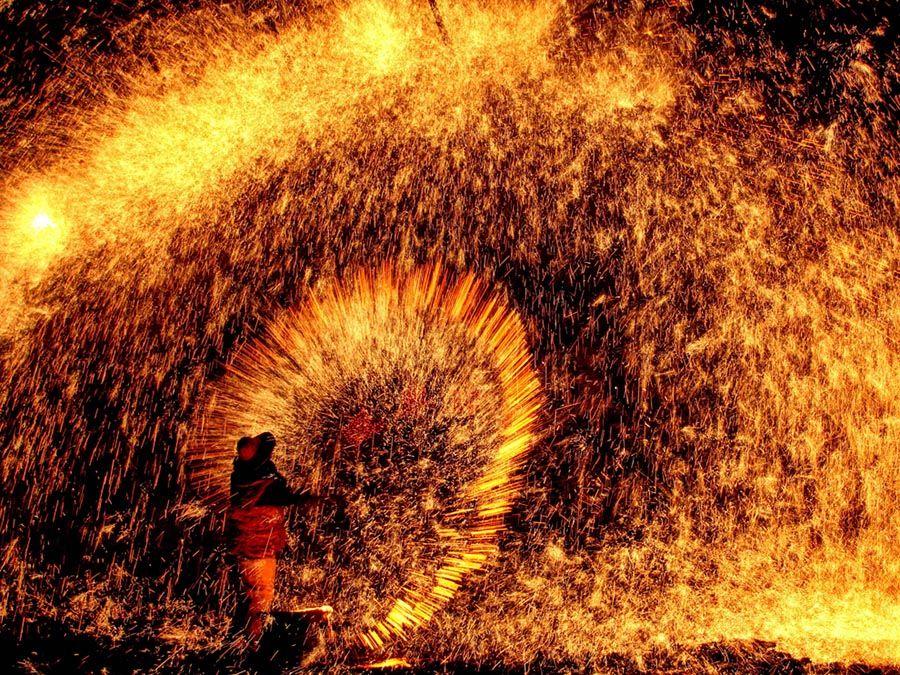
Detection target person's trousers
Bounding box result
[235,557,277,640]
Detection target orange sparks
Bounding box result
[187,263,543,648]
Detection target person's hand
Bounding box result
[303,494,325,509]
[325,491,348,508]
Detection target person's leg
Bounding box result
[238,557,277,640]
[228,558,251,639]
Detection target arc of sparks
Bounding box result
[186,263,543,649]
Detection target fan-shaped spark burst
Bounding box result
[187,264,543,649]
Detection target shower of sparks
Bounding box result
[188,264,543,649]
[0,0,897,669]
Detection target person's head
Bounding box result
[235,431,277,463]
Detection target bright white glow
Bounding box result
[31,212,58,232]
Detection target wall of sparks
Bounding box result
[0,0,897,667]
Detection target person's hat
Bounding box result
[236,435,257,462]
[255,431,276,458]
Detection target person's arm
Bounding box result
[287,489,323,509]
[259,472,322,508]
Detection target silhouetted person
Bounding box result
[227,432,319,641]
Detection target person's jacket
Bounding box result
[226,459,314,559]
